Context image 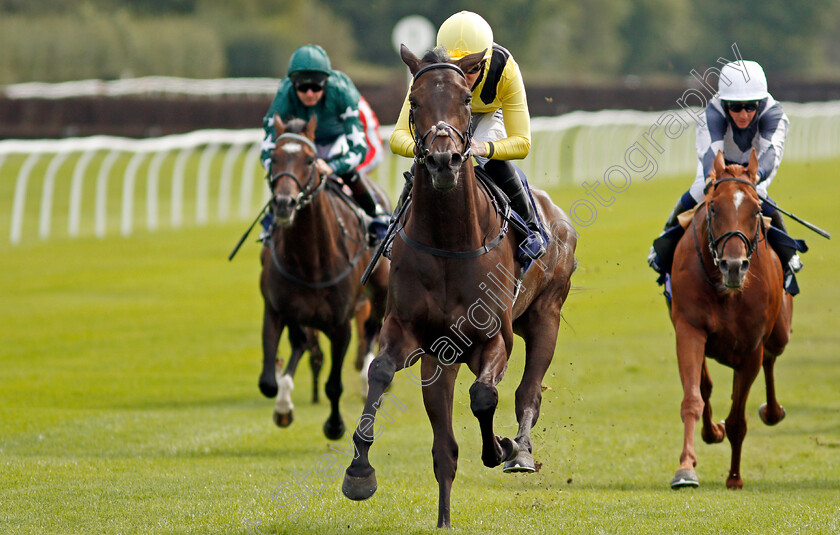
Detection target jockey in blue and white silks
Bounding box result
[688,93,789,208]
[648,59,803,282]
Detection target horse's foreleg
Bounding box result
[343,319,410,501]
[272,324,308,427]
[323,322,352,440]
[700,360,726,444]
[470,335,517,468]
[724,351,762,489]
[421,355,460,529]
[259,305,285,398]
[672,322,706,488]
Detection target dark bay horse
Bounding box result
[342,46,577,528]
[258,116,389,439]
[669,150,792,489]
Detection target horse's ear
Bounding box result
[713,150,725,179]
[456,50,486,75]
[400,44,422,76]
[273,113,285,136]
[304,114,317,140]
[746,148,759,183]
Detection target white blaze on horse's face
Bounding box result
[732,190,745,211]
[281,142,303,154]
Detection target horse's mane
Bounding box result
[723,164,747,177]
[422,47,451,64]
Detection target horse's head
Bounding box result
[267,115,323,227]
[705,149,764,289]
[400,45,485,191]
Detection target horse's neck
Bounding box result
[409,165,492,249]
[275,194,341,265]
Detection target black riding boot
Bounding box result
[342,171,389,245]
[767,206,803,273]
[485,159,546,260]
[648,197,692,275]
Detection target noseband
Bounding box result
[706,177,762,266]
[268,133,326,210]
[408,63,473,166]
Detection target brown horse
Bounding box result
[258,116,389,439]
[669,149,792,489]
[342,46,577,528]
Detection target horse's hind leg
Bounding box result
[470,335,518,468]
[353,298,372,371]
[505,315,560,473]
[421,356,460,528]
[724,351,763,489]
[700,360,726,444]
[307,330,324,404]
[322,321,352,440]
[760,293,792,426]
[273,324,309,427]
[259,305,285,398]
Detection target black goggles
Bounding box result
[466,60,486,75]
[726,101,759,113]
[294,81,325,93]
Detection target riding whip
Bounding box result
[228,199,272,261]
[759,195,831,239]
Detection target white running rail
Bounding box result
[3,102,840,245]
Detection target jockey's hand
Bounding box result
[316,158,334,177]
[470,139,488,157]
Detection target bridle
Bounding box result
[408,63,473,167]
[704,177,763,267]
[268,133,326,211]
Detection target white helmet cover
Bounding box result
[718,60,768,101]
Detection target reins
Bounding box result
[268,133,327,210]
[266,132,366,289]
[399,61,510,259]
[692,175,766,286]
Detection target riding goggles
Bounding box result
[725,101,759,113]
[294,81,326,93]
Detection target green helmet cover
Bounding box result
[288,45,332,78]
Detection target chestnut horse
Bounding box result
[669,150,792,489]
[342,46,577,528]
[258,116,389,439]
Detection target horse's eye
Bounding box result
[709,203,715,215]
[464,96,472,106]
[306,156,315,166]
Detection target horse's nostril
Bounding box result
[741,259,750,272]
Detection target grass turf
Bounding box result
[1,158,839,534]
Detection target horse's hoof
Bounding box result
[342,468,377,501]
[726,476,743,489]
[259,379,278,398]
[758,403,786,426]
[504,449,535,473]
[273,410,293,427]
[670,468,699,489]
[323,418,346,440]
